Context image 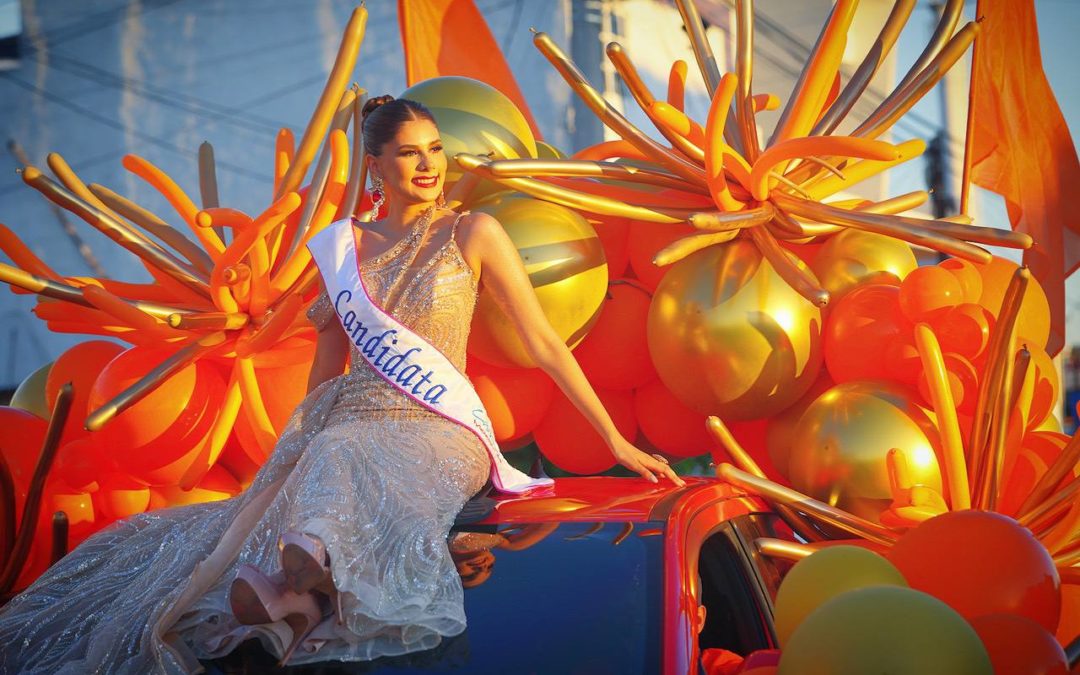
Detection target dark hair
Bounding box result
[361,96,437,156]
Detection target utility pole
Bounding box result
[569,0,621,152]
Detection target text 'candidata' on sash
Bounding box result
[334,289,446,405]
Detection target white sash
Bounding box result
[307,218,554,495]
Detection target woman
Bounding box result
[0,96,683,673]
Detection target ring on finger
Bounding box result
[651,453,669,464]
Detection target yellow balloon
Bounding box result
[774,545,907,646]
[646,239,823,420]
[10,361,53,420]
[469,195,607,368]
[788,381,943,523]
[401,76,538,204]
[809,230,916,299]
[778,586,993,675]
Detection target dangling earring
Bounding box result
[370,175,386,214]
[436,190,446,209]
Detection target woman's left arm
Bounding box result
[458,212,685,487]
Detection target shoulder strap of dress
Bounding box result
[450,210,470,240]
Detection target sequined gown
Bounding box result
[0,213,492,673]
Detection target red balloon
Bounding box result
[534,388,636,474]
[467,359,555,442]
[589,215,630,279]
[626,220,697,290]
[54,437,115,492]
[573,282,656,391]
[898,265,964,321]
[634,378,712,458]
[970,613,1068,675]
[883,331,921,386]
[45,340,125,439]
[824,284,911,384]
[726,419,778,477]
[1057,583,1080,649]
[888,511,1061,632]
[0,407,49,518]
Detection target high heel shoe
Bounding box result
[229,564,322,666]
[280,532,345,625]
[280,532,329,593]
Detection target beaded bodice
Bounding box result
[307,211,479,419]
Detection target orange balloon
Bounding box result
[467,359,555,442]
[634,378,712,458]
[917,351,978,414]
[973,257,1050,350]
[1024,345,1059,431]
[45,340,125,439]
[627,220,696,290]
[888,511,1061,632]
[589,215,630,279]
[573,282,656,391]
[1000,431,1073,517]
[89,347,228,485]
[898,265,964,321]
[94,473,151,522]
[970,614,1068,675]
[939,257,983,304]
[824,284,911,384]
[928,303,994,362]
[216,437,262,488]
[230,359,311,458]
[884,331,921,386]
[151,464,242,508]
[534,388,635,474]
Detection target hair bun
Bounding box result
[361,95,395,122]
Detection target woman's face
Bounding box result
[368,117,446,207]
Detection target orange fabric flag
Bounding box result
[397,0,540,137]
[969,0,1080,355]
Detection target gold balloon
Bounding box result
[810,230,917,299]
[788,381,944,523]
[10,361,53,420]
[647,239,823,420]
[535,141,565,160]
[401,76,538,204]
[469,195,607,368]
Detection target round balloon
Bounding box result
[774,545,908,646]
[927,303,994,362]
[633,378,712,458]
[534,388,634,474]
[778,586,992,675]
[765,372,834,480]
[970,613,1068,675]
[648,240,823,420]
[973,256,1051,349]
[898,265,964,322]
[46,340,125,439]
[809,230,916,300]
[939,257,983,304]
[467,359,555,442]
[0,407,49,518]
[589,215,631,279]
[469,196,607,368]
[824,283,910,384]
[401,76,538,204]
[10,362,53,420]
[573,282,656,390]
[888,511,1061,632]
[627,220,697,290]
[787,381,943,523]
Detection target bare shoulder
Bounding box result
[455,211,508,253]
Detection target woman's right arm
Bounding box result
[306,288,348,393]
